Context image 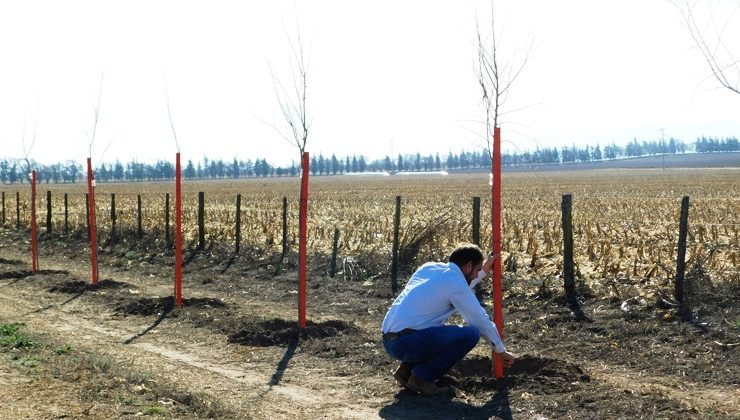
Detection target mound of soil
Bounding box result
[48,279,130,294]
[228,318,357,347]
[37,269,70,275]
[1,269,69,280]
[115,296,227,316]
[0,270,33,279]
[445,355,590,394]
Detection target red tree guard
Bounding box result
[492,126,504,379]
[31,170,38,273]
[298,151,309,328]
[175,152,183,308]
[86,158,98,284]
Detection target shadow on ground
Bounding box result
[379,383,513,420]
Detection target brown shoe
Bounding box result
[406,373,450,396]
[393,363,412,387]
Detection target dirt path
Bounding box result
[0,284,380,418]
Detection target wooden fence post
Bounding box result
[111,193,116,240]
[472,196,481,246]
[16,191,20,228]
[282,196,288,255]
[235,194,241,254]
[274,196,289,275]
[561,194,586,320]
[472,196,484,301]
[165,193,171,246]
[1,191,5,225]
[198,191,205,250]
[64,193,68,234]
[330,227,340,278]
[391,195,401,294]
[675,196,690,316]
[137,194,143,239]
[46,190,52,235]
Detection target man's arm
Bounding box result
[451,287,516,366]
[468,253,499,289]
[454,255,516,366]
[449,282,506,353]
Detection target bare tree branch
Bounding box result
[269,19,311,160]
[475,3,531,159]
[269,61,302,147]
[162,73,180,152]
[251,108,299,148]
[674,0,740,95]
[21,105,39,182]
[87,72,104,158]
[99,136,114,163]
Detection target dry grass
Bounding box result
[0,319,228,418]
[2,169,739,286]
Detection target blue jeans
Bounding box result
[383,325,480,382]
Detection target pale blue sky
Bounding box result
[0,0,738,167]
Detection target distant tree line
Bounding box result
[0,160,82,185]
[0,136,737,184]
[694,136,740,153]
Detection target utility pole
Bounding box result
[390,139,395,171]
[661,128,666,171]
[390,139,397,174]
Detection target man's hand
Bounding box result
[482,253,500,275]
[496,351,516,368]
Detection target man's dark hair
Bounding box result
[448,243,484,268]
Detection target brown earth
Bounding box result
[0,227,738,419]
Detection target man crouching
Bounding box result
[381,243,516,396]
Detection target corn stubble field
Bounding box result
[12,169,740,288]
[1,168,739,418]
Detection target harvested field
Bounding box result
[0,169,738,418]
